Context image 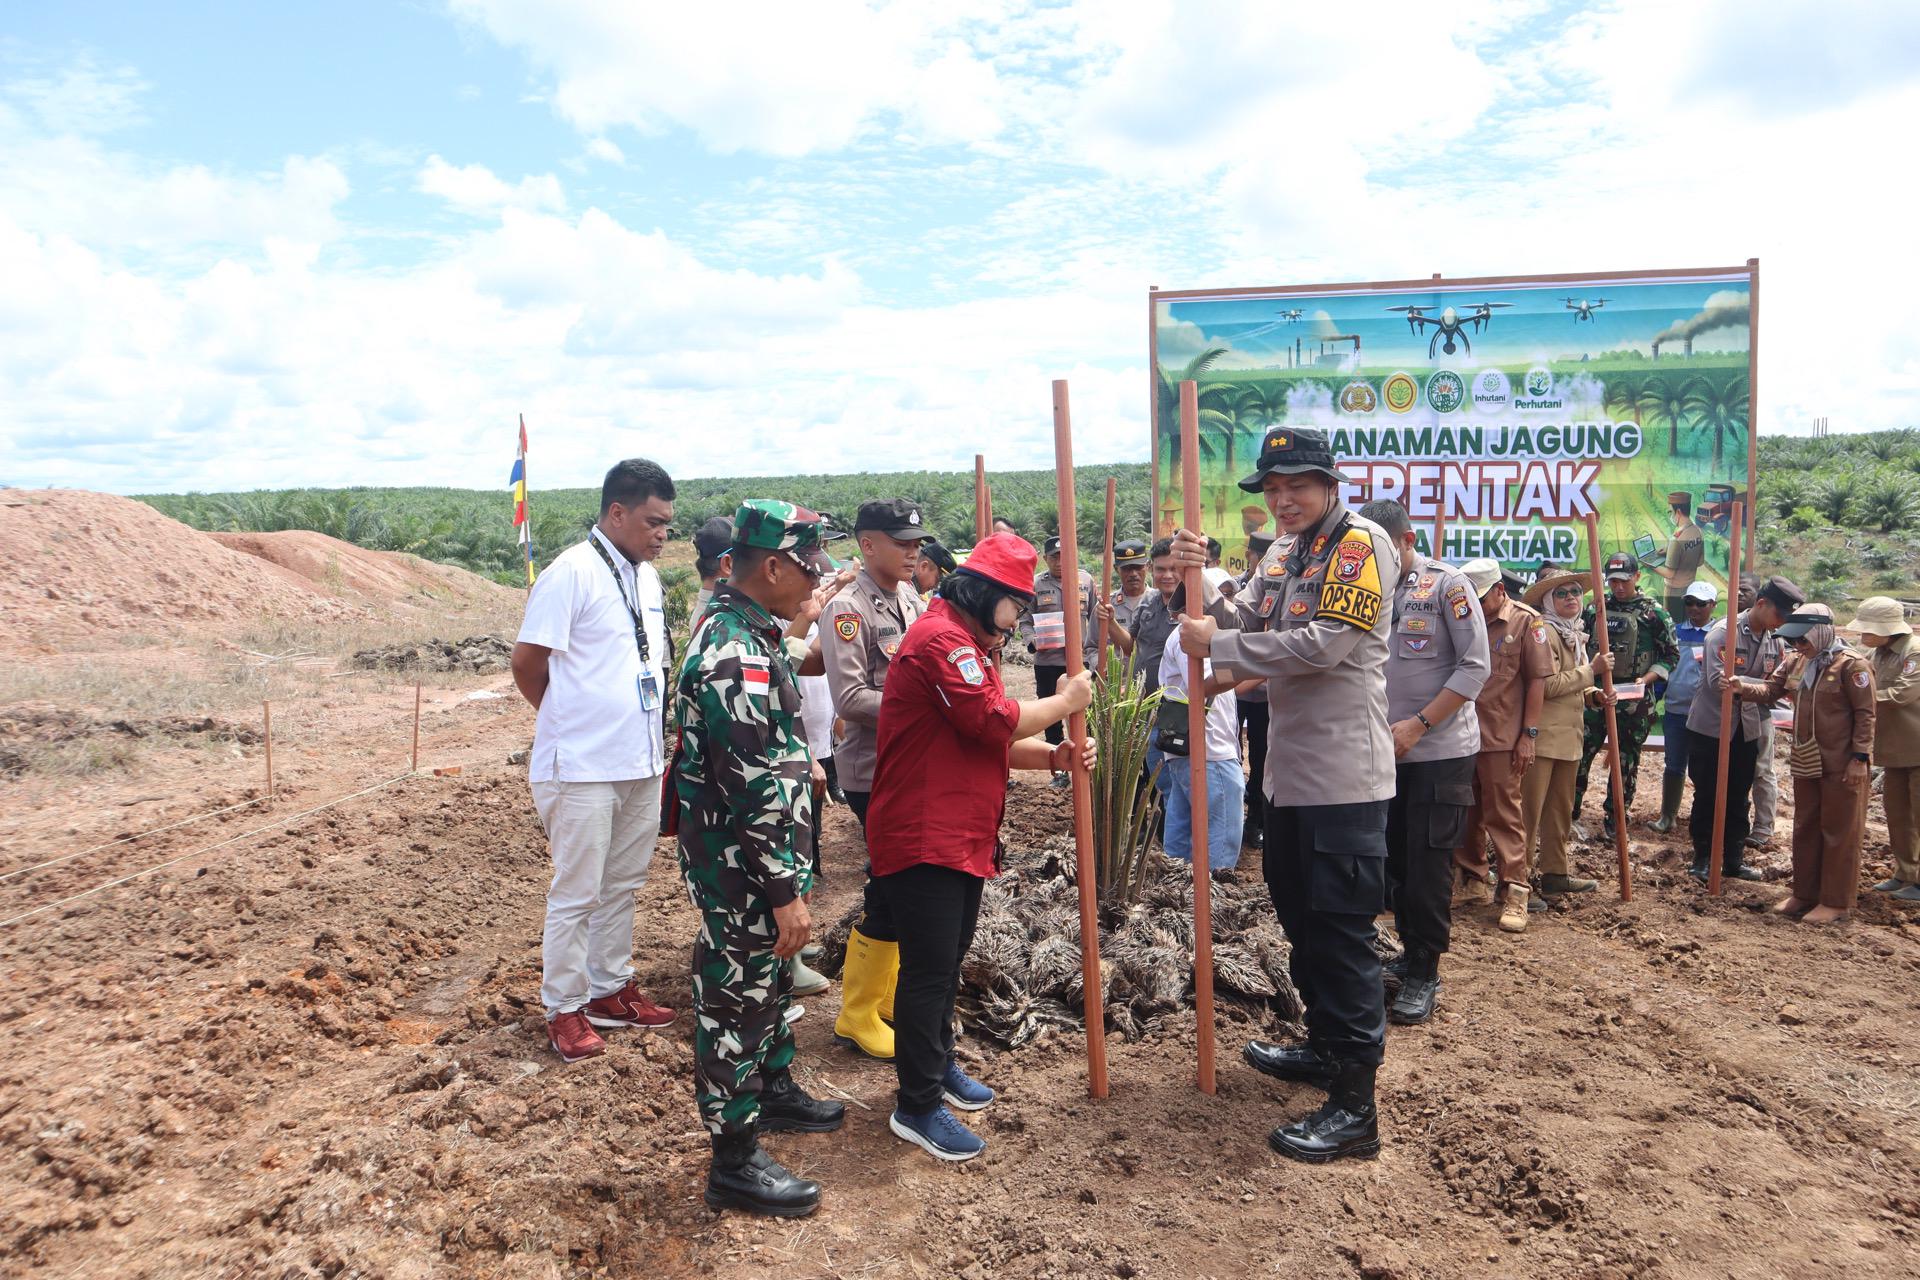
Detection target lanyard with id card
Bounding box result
[589,531,661,713]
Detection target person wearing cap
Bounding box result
[1105,537,1181,696]
[1654,581,1721,833]
[1651,491,1707,616]
[1172,425,1398,1164]
[913,541,957,600]
[1572,553,1677,843]
[1736,604,1875,923]
[1452,559,1552,932]
[1522,570,1613,901]
[1685,575,1802,881]
[864,533,1096,1162]
[512,459,681,1066]
[692,514,737,622]
[670,499,857,1218]
[1738,574,1784,851]
[1023,535,1099,774]
[1104,539,1152,635]
[1357,500,1489,1023]
[823,498,935,1060]
[1850,597,1920,899]
[1234,529,1279,845]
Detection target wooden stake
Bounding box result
[1432,502,1448,563]
[1178,379,1218,1096]
[262,700,274,804]
[1099,477,1117,674]
[1584,514,1633,902]
[1052,380,1110,1100]
[974,454,988,542]
[412,684,422,773]
[1708,503,1745,896]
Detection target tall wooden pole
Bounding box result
[1179,380,1218,1096]
[412,684,422,773]
[1099,477,1116,674]
[1583,515,1633,901]
[262,700,274,804]
[1052,380,1109,1100]
[1708,502,1745,896]
[974,454,988,542]
[1432,503,1448,563]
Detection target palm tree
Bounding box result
[1635,378,1689,459]
[1681,374,1748,472]
[1603,373,1652,449]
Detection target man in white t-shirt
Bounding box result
[511,458,678,1063]
[1152,632,1247,871]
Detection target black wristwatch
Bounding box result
[1414,710,1433,730]
[1852,752,1870,762]
[1524,726,1540,739]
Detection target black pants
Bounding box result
[1264,800,1389,1066]
[1687,727,1760,872]
[1238,700,1269,833]
[842,790,897,942]
[875,863,984,1112]
[1385,754,1476,963]
[1034,665,1066,746]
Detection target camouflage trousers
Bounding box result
[691,900,794,1137]
[1573,698,1657,819]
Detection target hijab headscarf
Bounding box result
[1796,603,1841,689]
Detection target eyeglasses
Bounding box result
[1552,585,1584,600]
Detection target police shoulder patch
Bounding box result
[1315,530,1383,630]
[833,613,861,642]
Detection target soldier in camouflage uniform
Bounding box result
[1573,552,1678,835]
[673,500,856,1219]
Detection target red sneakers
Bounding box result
[547,1011,606,1063]
[584,981,677,1030]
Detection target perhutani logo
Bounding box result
[1425,370,1466,414]
[1515,364,1564,412]
[1382,372,1419,414]
[1338,380,1378,414]
[1471,369,1510,412]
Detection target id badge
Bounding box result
[638,671,661,712]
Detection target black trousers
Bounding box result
[1034,665,1066,745]
[1238,701,1269,832]
[1687,727,1760,871]
[875,863,984,1112]
[1385,754,1477,963]
[842,790,897,942]
[1264,800,1389,1066]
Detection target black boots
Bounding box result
[1388,951,1439,1025]
[705,1132,822,1218]
[1244,1039,1337,1085]
[1268,1061,1380,1164]
[757,1069,846,1133]
[1380,952,1408,995]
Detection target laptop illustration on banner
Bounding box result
[1631,533,1665,568]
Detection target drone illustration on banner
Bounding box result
[1385,301,1511,358]
[1565,297,1609,322]
[1277,308,1304,322]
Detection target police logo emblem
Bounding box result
[1259,593,1278,619]
[884,641,901,657]
[1334,539,1372,583]
[1403,616,1431,633]
[1452,597,1472,621]
[1266,561,1285,576]
[833,614,861,642]
[1288,599,1310,616]
[1338,381,1377,414]
[1405,637,1431,653]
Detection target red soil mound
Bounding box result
[207,530,513,609]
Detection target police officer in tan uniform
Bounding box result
[1357,500,1489,1025]
[1024,535,1098,782]
[1109,540,1151,634]
[823,498,932,1059]
[1652,491,1707,616]
[1175,425,1399,1164]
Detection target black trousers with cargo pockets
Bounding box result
[1263,800,1389,1067]
[1385,754,1477,963]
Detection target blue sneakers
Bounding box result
[889,1104,986,1162]
[941,1061,996,1111]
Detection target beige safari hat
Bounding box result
[1846,595,1912,637]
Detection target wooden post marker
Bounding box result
[1708,502,1745,897]
[1051,380,1110,1100]
[1099,477,1116,674]
[1178,379,1218,1096]
[974,453,988,542]
[1432,500,1448,563]
[412,684,422,773]
[1583,514,1633,901]
[262,700,274,805]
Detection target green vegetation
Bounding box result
[1752,430,1920,604]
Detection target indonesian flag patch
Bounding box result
[741,657,770,698]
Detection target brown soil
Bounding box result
[4,686,1919,1279]
[207,531,515,612]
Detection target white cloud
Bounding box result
[417,155,567,214]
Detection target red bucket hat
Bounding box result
[957,532,1038,598]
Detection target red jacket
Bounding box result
[865,599,1021,879]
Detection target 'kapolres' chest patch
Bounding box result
[1315,530,1383,630]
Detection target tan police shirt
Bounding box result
[1211,503,1399,807]
[822,567,925,791]
[1386,552,1489,764]
[1027,569,1097,670]
[1870,632,1920,768]
[1686,611,1785,743]
[1665,519,1706,592]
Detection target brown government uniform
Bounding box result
[1523,616,1602,881]
[1749,647,1875,909]
[1457,591,1552,890]
[1213,500,1399,1068]
[1870,633,1920,885]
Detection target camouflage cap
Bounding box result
[731,499,835,575]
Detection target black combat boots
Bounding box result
[705,1131,822,1218]
[1388,950,1440,1025]
[1268,1061,1381,1164]
[1380,951,1408,996]
[757,1068,847,1133]
[1243,1038,1337,1085]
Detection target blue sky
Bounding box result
[2,1,1917,494]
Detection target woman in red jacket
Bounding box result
[864,533,1096,1162]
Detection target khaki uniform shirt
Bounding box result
[1110,588,1150,636]
[1870,633,1920,768]
[1538,620,1598,762]
[1474,597,1552,753]
[1386,552,1489,764]
[1027,569,1097,670]
[1212,505,1399,808]
[1758,648,1876,776]
[1665,520,1706,591]
[1686,611,1785,743]
[822,568,924,790]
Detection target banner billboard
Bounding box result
[1150,264,1758,605]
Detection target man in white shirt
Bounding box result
[511,458,679,1063]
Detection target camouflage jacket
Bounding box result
[671,584,814,911]
[1581,592,1678,686]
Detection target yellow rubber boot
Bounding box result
[832,929,896,1059]
[879,944,898,1024]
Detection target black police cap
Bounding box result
[1238,426,1356,491]
[854,498,933,541]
